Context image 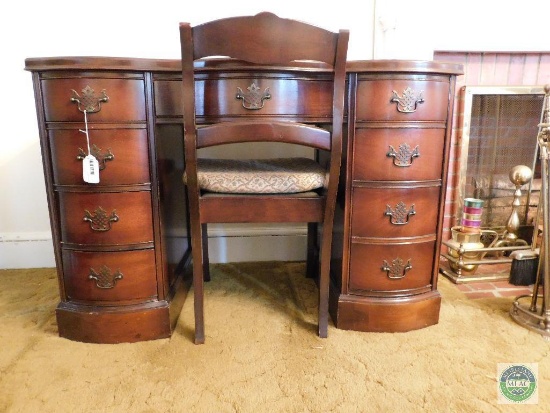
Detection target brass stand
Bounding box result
[440,242,527,283]
[441,165,533,284]
[510,85,550,338]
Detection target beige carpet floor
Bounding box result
[0,262,548,413]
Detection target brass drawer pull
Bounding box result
[390,87,424,113]
[88,265,123,289]
[387,143,420,167]
[381,258,412,279]
[236,82,271,110]
[385,202,416,225]
[83,207,119,232]
[77,144,114,171]
[70,85,109,113]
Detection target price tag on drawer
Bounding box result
[83,154,100,183]
[80,109,100,184]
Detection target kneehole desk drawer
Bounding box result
[62,249,157,303]
[352,128,445,181]
[50,128,150,186]
[348,240,435,293]
[41,77,146,122]
[351,185,440,238]
[355,76,450,122]
[58,191,154,246]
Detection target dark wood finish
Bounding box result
[61,249,157,303]
[350,185,440,237]
[56,301,172,344]
[330,290,442,333]
[180,12,349,344]
[25,52,462,344]
[50,128,150,185]
[26,65,190,344]
[58,191,154,245]
[329,60,462,333]
[354,76,450,122]
[352,128,446,181]
[41,77,146,122]
[348,240,435,293]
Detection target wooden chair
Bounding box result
[179,12,349,344]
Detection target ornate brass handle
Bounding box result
[83,207,119,232]
[236,83,271,110]
[385,202,416,225]
[88,265,123,289]
[71,85,109,113]
[390,87,424,113]
[387,143,420,167]
[381,258,412,279]
[77,144,114,170]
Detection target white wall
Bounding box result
[1,0,548,268]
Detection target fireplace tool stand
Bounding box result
[510,85,550,338]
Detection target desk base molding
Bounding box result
[329,288,441,333]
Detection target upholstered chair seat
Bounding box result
[184,157,326,194]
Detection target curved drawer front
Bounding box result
[349,240,435,293]
[154,77,333,119]
[50,129,150,185]
[351,186,440,238]
[58,191,153,245]
[41,78,146,122]
[62,249,157,303]
[352,128,445,181]
[355,77,450,122]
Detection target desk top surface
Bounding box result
[24,56,464,75]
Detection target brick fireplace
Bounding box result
[433,51,550,240]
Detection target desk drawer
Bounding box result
[352,128,445,181]
[351,185,440,238]
[154,77,333,119]
[349,240,435,293]
[50,129,150,185]
[62,249,157,303]
[41,78,146,122]
[58,191,153,245]
[355,77,450,122]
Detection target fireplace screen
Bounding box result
[458,86,545,230]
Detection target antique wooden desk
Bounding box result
[25,57,462,343]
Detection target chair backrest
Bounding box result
[179,12,349,188]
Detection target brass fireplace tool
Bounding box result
[510,85,550,338]
[440,165,533,283]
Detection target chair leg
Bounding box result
[318,226,331,339]
[191,222,205,344]
[306,223,319,279]
[202,223,211,282]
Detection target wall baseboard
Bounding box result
[0,226,307,269]
[0,232,55,269]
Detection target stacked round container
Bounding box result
[461,198,484,233]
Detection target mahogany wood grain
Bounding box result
[62,249,157,303]
[25,49,463,343]
[330,289,441,333]
[58,191,154,246]
[329,60,462,333]
[41,77,146,122]
[348,240,435,293]
[355,76,450,122]
[352,128,446,181]
[197,121,331,150]
[180,12,349,343]
[200,195,325,223]
[350,185,440,238]
[56,301,172,344]
[50,128,150,185]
